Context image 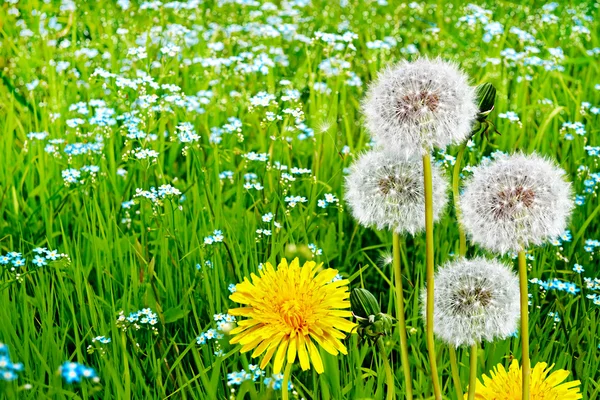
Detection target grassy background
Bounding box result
[0,0,599,398]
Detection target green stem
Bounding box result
[452,143,468,256]
[376,337,395,400]
[423,153,442,400]
[450,144,469,400]
[282,362,292,400]
[393,233,414,400]
[467,344,478,400]
[518,250,530,400]
[449,346,464,400]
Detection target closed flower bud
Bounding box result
[350,288,381,319]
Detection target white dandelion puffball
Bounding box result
[344,149,449,235]
[460,152,573,254]
[363,58,478,155]
[423,257,520,348]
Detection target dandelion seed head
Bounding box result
[422,257,520,347]
[460,152,573,253]
[363,58,478,155]
[344,149,449,234]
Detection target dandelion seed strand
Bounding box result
[467,343,478,400]
[423,153,442,400]
[518,249,531,400]
[393,233,413,400]
[376,336,395,400]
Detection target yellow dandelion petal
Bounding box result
[307,339,324,374]
[228,258,356,374]
[310,332,339,356]
[297,333,310,371]
[287,335,297,364]
[467,359,583,400]
[240,335,264,353]
[273,338,289,374]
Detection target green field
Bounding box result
[0,0,599,398]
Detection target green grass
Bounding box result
[0,0,599,398]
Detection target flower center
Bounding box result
[377,171,419,203]
[492,185,536,220]
[279,298,309,333]
[394,89,440,123]
[452,286,493,314]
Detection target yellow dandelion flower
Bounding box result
[467,359,582,400]
[228,258,356,374]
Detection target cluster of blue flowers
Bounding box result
[0,343,23,382]
[264,373,293,391]
[204,230,224,245]
[59,362,98,384]
[584,239,600,254]
[584,278,600,306]
[308,243,323,257]
[116,308,159,335]
[196,313,236,346]
[547,311,561,323]
[317,193,339,209]
[530,277,580,295]
[227,365,265,386]
[0,247,66,272]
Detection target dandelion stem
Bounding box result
[423,153,442,400]
[452,143,468,256]
[393,233,413,399]
[376,336,396,400]
[518,250,531,400]
[467,343,478,400]
[282,362,292,400]
[450,143,468,399]
[449,346,464,400]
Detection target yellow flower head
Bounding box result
[228,258,356,374]
[468,359,582,400]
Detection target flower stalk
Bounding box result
[376,337,395,400]
[393,233,413,399]
[448,347,464,400]
[282,362,292,400]
[468,343,478,400]
[518,250,531,400]
[423,153,442,400]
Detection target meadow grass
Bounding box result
[0,0,599,398]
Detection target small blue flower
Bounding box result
[32,255,47,267]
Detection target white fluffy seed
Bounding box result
[460,152,573,254]
[344,149,449,235]
[422,257,520,347]
[363,58,478,155]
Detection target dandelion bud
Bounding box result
[350,288,381,319]
[363,58,478,155]
[475,82,496,122]
[460,152,573,254]
[350,288,395,341]
[344,149,449,235]
[422,257,520,347]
